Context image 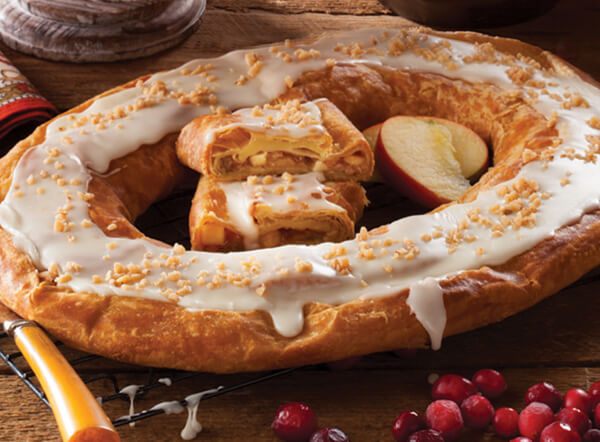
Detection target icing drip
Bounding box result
[119,384,142,427]
[406,277,446,350]
[181,387,222,440]
[158,377,172,387]
[0,28,598,346]
[151,400,185,415]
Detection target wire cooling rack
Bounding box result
[0,329,299,428]
[0,334,299,428]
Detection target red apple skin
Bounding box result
[414,116,489,179]
[375,130,452,209]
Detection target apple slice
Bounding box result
[376,116,471,208]
[415,116,488,179]
[362,123,384,182]
[363,123,382,150]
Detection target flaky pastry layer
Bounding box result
[189,175,367,251]
[176,98,374,181]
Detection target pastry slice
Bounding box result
[176,98,374,181]
[189,172,368,251]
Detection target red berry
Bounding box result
[309,428,349,442]
[494,407,520,438]
[392,411,425,442]
[519,402,556,440]
[431,374,477,404]
[425,400,464,441]
[272,402,318,442]
[407,429,444,442]
[594,403,600,428]
[557,408,592,435]
[511,438,533,442]
[565,389,593,416]
[589,382,600,410]
[472,369,507,399]
[583,429,600,441]
[460,395,494,429]
[540,422,581,442]
[525,382,563,412]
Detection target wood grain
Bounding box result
[3,364,600,441]
[23,0,173,25]
[0,0,597,114]
[208,0,391,15]
[0,0,599,440]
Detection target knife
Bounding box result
[0,303,120,442]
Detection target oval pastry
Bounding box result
[1,27,599,372]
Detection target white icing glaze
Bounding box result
[151,400,185,414]
[119,384,142,427]
[406,278,446,350]
[219,172,345,249]
[181,387,222,440]
[158,377,172,387]
[0,28,598,346]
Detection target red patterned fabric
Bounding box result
[0,50,55,140]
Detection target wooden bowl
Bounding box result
[0,0,206,62]
[380,0,559,28]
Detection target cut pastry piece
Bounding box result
[176,98,374,181]
[189,172,368,251]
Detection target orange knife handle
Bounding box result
[13,324,120,442]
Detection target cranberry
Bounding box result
[565,388,593,416]
[511,438,533,442]
[594,403,600,428]
[425,400,464,441]
[540,422,581,442]
[407,429,445,442]
[525,382,563,412]
[557,408,592,435]
[583,429,600,441]
[519,402,556,440]
[494,407,520,438]
[309,428,349,442]
[392,411,425,442]
[472,369,507,399]
[272,402,318,442]
[325,356,361,371]
[461,395,494,429]
[431,374,477,404]
[588,382,600,410]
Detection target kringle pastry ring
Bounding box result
[0,27,599,372]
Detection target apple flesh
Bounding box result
[362,123,384,182]
[376,116,474,208]
[414,116,488,179]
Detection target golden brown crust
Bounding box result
[0,28,599,373]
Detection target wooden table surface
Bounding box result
[1,0,600,440]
